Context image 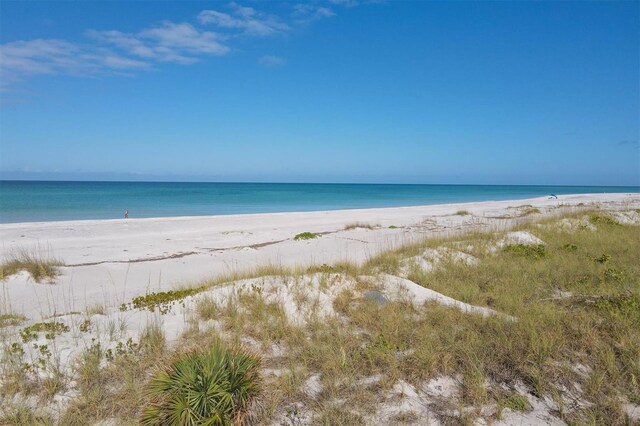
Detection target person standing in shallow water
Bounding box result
[124,210,129,219]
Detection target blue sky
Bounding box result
[0,1,638,185]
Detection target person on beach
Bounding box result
[124,210,129,219]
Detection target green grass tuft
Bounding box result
[503,244,548,259]
[561,243,578,252]
[503,394,530,412]
[293,232,319,241]
[593,253,611,264]
[455,210,471,216]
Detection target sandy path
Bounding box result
[1,193,638,319]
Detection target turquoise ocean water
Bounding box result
[0,181,637,224]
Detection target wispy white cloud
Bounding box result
[101,54,151,70]
[0,39,80,75]
[1,22,229,88]
[258,54,287,66]
[198,2,289,37]
[1,1,376,91]
[0,38,149,89]
[292,4,336,24]
[90,22,229,64]
[329,0,382,7]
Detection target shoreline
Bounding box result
[1,192,639,319]
[2,182,639,224]
[1,192,638,228]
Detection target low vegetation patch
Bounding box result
[593,253,611,264]
[20,321,70,343]
[592,292,640,320]
[561,243,578,252]
[502,394,531,412]
[0,314,26,328]
[503,243,548,259]
[455,210,471,216]
[140,340,261,425]
[589,214,620,226]
[120,287,203,314]
[0,250,63,283]
[293,231,319,240]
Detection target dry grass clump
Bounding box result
[0,249,63,283]
[520,206,541,215]
[57,322,168,425]
[0,314,26,328]
[306,261,359,277]
[0,404,53,425]
[344,222,378,230]
[85,304,106,316]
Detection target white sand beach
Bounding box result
[1,193,638,320]
[2,192,640,425]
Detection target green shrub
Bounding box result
[140,341,261,426]
[503,244,548,260]
[294,232,319,241]
[561,243,578,252]
[593,253,611,264]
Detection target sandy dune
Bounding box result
[1,193,638,319]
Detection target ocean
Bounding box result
[0,181,637,224]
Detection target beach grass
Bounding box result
[0,249,63,283]
[1,209,638,424]
[344,222,378,230]
[0,314,26,329]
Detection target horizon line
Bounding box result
[1,179,639,189]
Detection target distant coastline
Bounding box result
[0,180,638,224]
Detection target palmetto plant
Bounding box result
[140,340,261,426]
